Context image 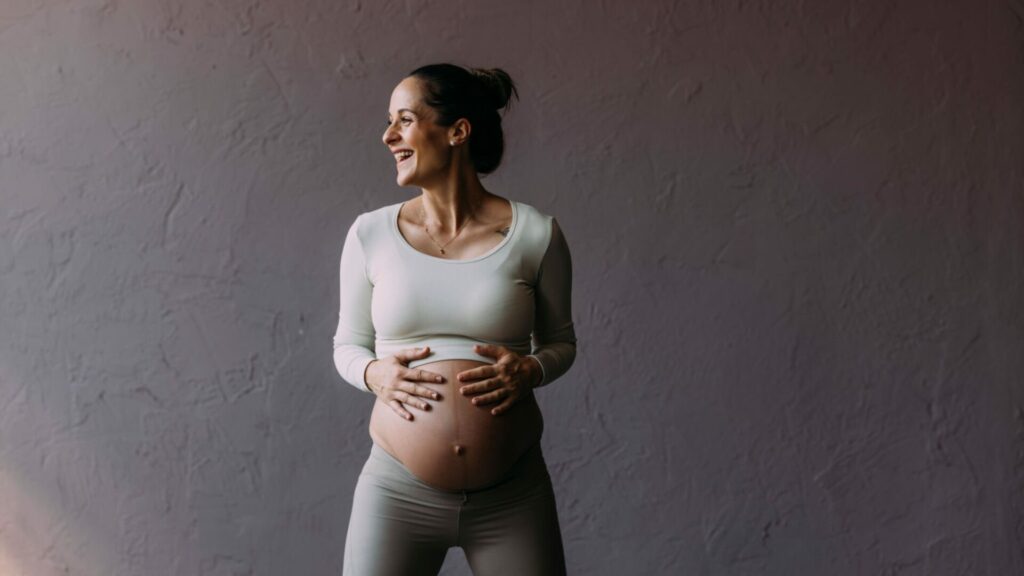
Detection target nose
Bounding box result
[382,121,399,147]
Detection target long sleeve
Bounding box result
[527,217,577,388]
[332,215,378,393]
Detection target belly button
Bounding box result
[453,444,465,456]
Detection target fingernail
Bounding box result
[436,376,443,382]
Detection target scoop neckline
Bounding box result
[391,198,519,264]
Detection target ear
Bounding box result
[449,118,471,145]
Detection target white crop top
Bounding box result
[332,198,577,393]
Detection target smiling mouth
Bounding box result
[395,151,414,165]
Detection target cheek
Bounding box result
[415,146,445,166]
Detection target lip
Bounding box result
[393,149,414,165]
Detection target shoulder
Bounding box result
[513,200,565,248]
[513,199,552,231]
[341,202,401,259]
[357,201,400,229]
[348,201,401,238]
[510,200,571,278]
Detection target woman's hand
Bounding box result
[365,346,446,421]
[456,344,542,416]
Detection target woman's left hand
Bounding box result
[456,344,542,416]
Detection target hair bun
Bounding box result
[406,62,517,174]
[470,67,519,113]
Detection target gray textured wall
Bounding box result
[1,1,1022,575]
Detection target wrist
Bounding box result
[363,360,378,393]
[527,356,543,389]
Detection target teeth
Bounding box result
[396,151,413,160]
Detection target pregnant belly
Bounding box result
[368,359,545,491]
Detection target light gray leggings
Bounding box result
[343,441,567,575]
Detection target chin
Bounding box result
[396,167,420,187]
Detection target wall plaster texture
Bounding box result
[0,0,1022,574]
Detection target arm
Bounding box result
[526,216,577,388]
[332,215,378,393]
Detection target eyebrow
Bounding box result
[388,108,417,117]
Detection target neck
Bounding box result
[417,164,488,235]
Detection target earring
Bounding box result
[450,140,456,146]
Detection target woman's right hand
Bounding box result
[364,346,445,421]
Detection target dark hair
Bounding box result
[407,63,519,175]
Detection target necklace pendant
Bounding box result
[440,248,445,254]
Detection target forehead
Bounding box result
[389,77,429,115]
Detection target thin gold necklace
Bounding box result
[419,201,480,255]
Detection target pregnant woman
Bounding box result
[333,63,577,575]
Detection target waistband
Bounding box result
[368,441,548,495]
[374,336,531,369]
